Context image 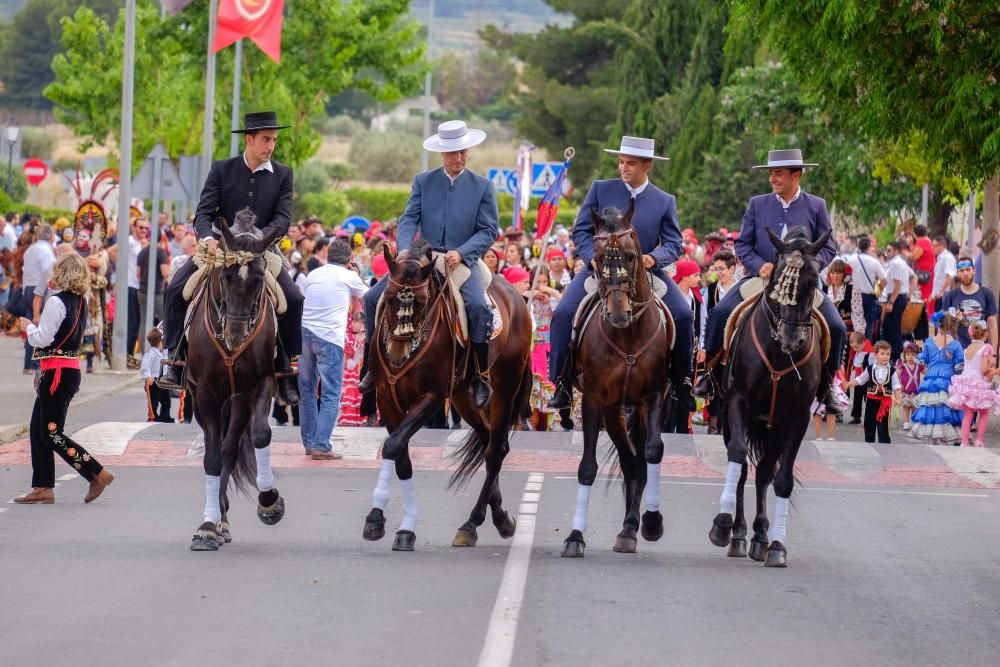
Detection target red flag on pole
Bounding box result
[534,158,571,239]
[212,0,284,63]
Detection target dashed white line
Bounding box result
[478,472,543,667]
[57,473,79,481]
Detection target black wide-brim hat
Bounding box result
[232,110,291,134]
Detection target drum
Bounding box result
[901,300,924,335]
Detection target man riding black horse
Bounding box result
[158,111,303,405]
[693,148,846,414]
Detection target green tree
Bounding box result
[0,0,118,109]
[45,0,424,170]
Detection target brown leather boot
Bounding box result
[14,487,55,504]
[84,469,115,503]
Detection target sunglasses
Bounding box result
[956,261,973,270]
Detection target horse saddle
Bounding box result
[182,244,287,315]
[569,272,675,349]
[722,278,831,363]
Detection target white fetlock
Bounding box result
[399,477,419,532]
[255,445,274,492]
[571,483,592,533]
[718,461,741,515]
[204,474,222,524]
[771,496,790,543]
[372,458,394,510]
[644,462,661,512]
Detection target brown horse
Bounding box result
[561,203,675,558]
[185,210,287,551]
[362,240,532,551]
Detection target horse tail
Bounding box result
[745,420,771,471]
[448,428,489,490]
[516,364,532,421]
[220,397,258,495]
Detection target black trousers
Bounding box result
[881,294,908,362]
[863,395,891,444]
[162,256,304,356]
[30,368,104,488]
[145,382,172,422]
[861,293,880,340]
[127,287,140,357]
[851,384,865,421]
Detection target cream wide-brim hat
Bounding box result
[603,135,669,161]
[422,120,487,153]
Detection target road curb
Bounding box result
[0,374,143,445]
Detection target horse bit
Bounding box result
[594,228,653,321]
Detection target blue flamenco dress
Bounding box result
[909,336,963,443]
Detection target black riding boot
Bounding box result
[471,341,493,410]
[817,369,843,416]
[546,350,575,410]
[275,342,299,406]
[692,354,720,400]
[358,342,375,394]
[157,339,186,391]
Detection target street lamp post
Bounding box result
[5,118,19,197]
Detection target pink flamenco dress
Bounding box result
[947,344,996,413]
[337,319,369,426]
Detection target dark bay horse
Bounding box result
[562,203,675,558]
[708,226,830,567]
[362,240,532,551]
[186,210,287,550]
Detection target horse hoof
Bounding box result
[748,537,769,562]
[561,530,586,558]
[452,527,478,547]
[392,530,416,552]
[640,511,664,542]
[495,512,516,539]
[190,522,220,551]
[256,494,285,526]
[363,508,386,541]
[613,534,637,554]
[764,540,787,568]
[727,537,747,558]
[709,513,733,547]
[218,521,232,544]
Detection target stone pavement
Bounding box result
[0,333,142,443]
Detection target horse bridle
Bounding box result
[593,228,654,321]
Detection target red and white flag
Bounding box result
[212,0,285,64]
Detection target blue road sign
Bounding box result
[488,162,565,197]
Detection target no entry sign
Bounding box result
[23,158,48,186]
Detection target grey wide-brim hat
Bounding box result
[752,148,818,169]
[422,120,486,152]
[604,135,669,161]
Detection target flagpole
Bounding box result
[229,39,243,157]
[527,147,573,320]
[202,0,218,182]
[111,0,137,372]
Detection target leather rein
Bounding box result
[374,260,460,414]
[748,297,817,430]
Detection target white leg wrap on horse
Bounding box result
[254,446,274,492]
[643,462,661,512]
[204,474,222,524]
[399,477,419,532]
[718,461,742,515]
[771,496,790,543]
[571,483,592,532]
[372,459,394,510]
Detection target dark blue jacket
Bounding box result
[571,179,683,268]
[396,168,499,267]
[735,191,837,276]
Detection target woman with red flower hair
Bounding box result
[14,253,114,504]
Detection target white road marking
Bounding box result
[0,508,7,514]
[479,472,543,667]
[932,446,1000,488]
[521,492,540,502]
[71,421,153,456]
[815,440,883,483]
[550,476,990,497]
[57,474,79,481]
[334,430,383,460]
[524,482,542,491]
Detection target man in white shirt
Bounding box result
[846,235,886,340]
[19,224,57,371]
[109,219,146,360]
[298,239,368,460]
[930,234,956,315]
[881,241,910,360]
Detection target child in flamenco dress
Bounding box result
[909,309,964,445]
[947,320,1000,447]
[896,341,924,431]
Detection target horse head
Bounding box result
[591,200,644,328]
[381,239,436,365]
[765,226,830,355]
[216,208,281,351]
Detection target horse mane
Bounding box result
[231,207,262,240]
[600,206,629,232]
[780,226,812,253]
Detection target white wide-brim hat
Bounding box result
[752,148,818,169]
[604,135,669,161]
[422,120,486,153]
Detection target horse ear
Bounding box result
[255,226,283,254]
[218,216,235,249]
[808,230,832,256]
[766,227,785,255]
[383,244,396,274]
[424,244,434,264]
[590,207,603,233]
[621,199,636,228]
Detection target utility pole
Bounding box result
[420,0,435,172]
[229,39,243,157]
[202,0,219,182]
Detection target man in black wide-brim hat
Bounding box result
[158,111,303,405]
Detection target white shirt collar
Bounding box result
[625,178,649,198]
[776,187,802,208]
[445,168,465,185]
[243,152,273,174]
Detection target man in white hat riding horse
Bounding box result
[357,120,499,408]
[693,148,846,414]
[546,136,694,412]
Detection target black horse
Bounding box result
[708,226,830,567]
[186,209,287,550]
